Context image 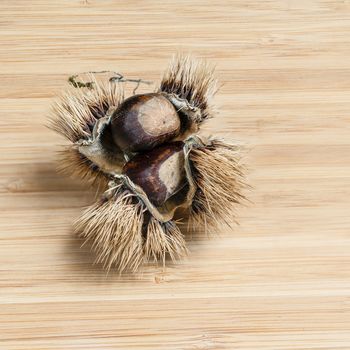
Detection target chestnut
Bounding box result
[111,93,180,153]
[123,142,186,206]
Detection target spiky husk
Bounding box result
[159,54,217,122]
[57,146,110,190]
[74,185,187,272]
[75,185,144,272]
[49,75,124,143]
[188,139,246,232]
[144,217,187,264]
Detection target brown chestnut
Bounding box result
[111,93,180,153]
[123,142,186,206]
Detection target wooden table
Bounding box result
[1,1,350,349]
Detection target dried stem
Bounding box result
[68,71,153,95]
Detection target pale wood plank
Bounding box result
[1,1,350,349]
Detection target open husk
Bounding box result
[49,56,246,272]
[74,136,245,271]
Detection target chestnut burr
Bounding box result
[123,142,186,206]
[50,55,245,273]
[111,93,180,153]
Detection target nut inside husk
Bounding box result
[123,141,186,207]
[49,55,245,272]
[112,136,201,223]
[74,135,245,271]
[111,93,181,153]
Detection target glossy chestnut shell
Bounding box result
[111,93,180,153]
[123,142,186,206]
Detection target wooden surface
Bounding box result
[1,1,350,349]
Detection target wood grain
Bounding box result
[1,1,350,349]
